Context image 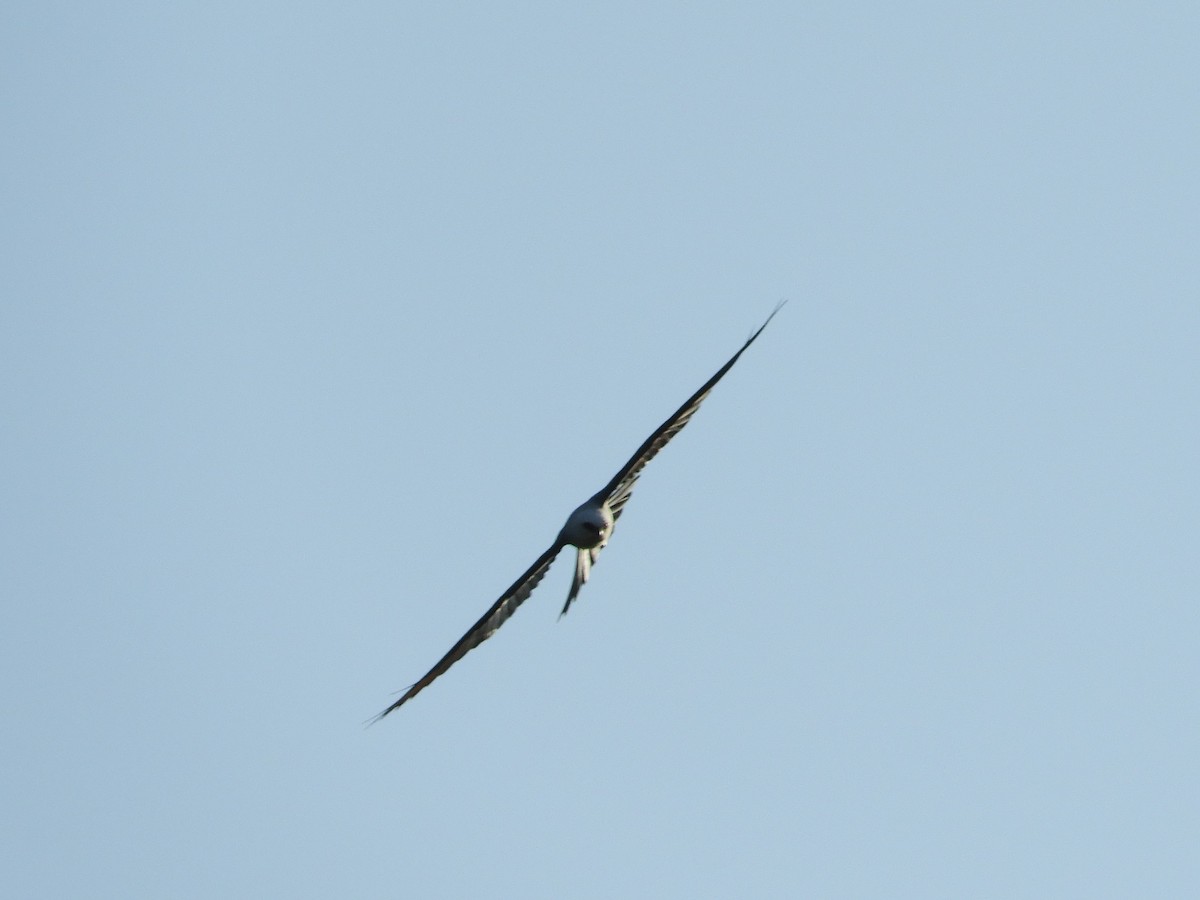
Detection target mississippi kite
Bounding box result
[373,303,784,719]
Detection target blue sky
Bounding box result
[3,3,1197,897]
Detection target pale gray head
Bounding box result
[560,501,614,550]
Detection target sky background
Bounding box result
[2,2,1197,897]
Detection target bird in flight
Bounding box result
[373,302,785,720]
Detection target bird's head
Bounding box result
[561,503,613,550]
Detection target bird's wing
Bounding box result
[560,303,786,619]
[372,541,563,720]
[593,301,786,515]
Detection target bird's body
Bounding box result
[373,303,784,720]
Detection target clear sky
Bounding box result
[3,3,1196,897]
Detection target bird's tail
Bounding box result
[559,548,591,617]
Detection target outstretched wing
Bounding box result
[559,303,786,619]
[593,301,786,515]
[371,541,564,720]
